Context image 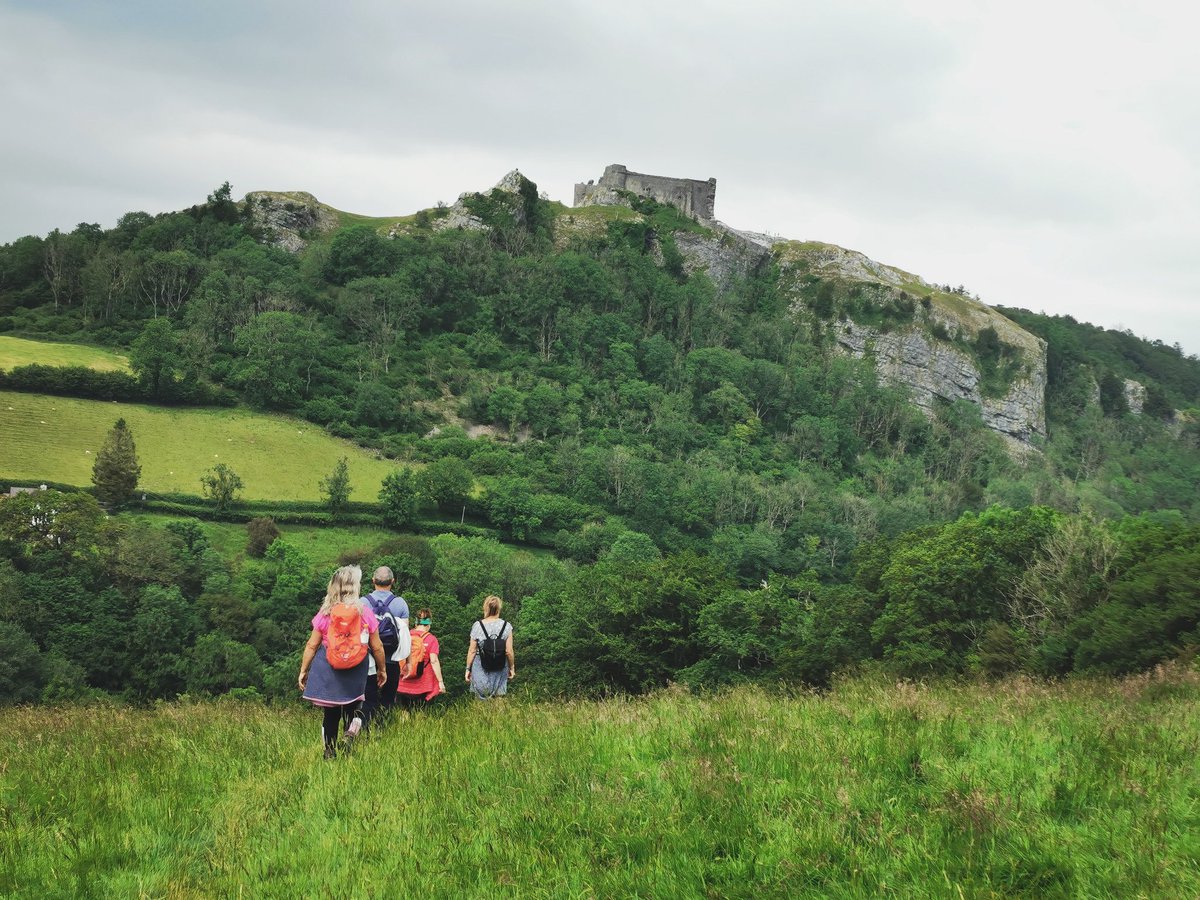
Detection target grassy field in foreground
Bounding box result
[0,390,400,501]
[2,673,1199,898]
[0,335,130,372]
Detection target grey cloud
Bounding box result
[1,0,1197,351]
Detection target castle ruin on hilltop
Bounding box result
[574,164,716,222]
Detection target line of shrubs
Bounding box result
[1,479,500,539]
[0,364,236,406]
[147,494,384,515]
[140,498,498,540]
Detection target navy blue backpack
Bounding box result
[366,592,400,650]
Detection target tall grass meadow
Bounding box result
[2,668,1198,897]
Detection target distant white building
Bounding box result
[5,485,47,498]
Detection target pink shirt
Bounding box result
[312,607,379,648]
[395,630,441,699]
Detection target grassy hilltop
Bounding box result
[2,675,1198,897]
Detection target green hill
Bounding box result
[0,334,130,372]
[0,390,399,500]
[2,677,1197,896]
[2,174,1200,703]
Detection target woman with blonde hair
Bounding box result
[465,595,514,700]
[298,565,388,759]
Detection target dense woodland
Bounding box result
[2,179,1200,702]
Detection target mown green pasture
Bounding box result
[2,673,1198,897]
[0,335,130,372]
[0,391,399,500]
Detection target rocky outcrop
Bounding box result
[432,169,528,233]
[1123,378,1146,415]
[568,182,1050,448]
[836,321,1047,445]
[771,240,1048,447]
[243,191,339,253]
[571,183,629,211]
[779,241,923,289]
[430,204,486,233]
[1085,374,1147,415]
[674,225,770,291]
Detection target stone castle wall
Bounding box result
[574,164,716,221]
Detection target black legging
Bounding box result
[361,659,401,728]
[321,702,363,750]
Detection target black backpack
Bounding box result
[476,620,509,673]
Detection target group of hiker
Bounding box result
[297,564,515,758]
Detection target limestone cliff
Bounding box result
[562,186,1050,447]
[773,241,1048,446]
[1123,378,1147,415]
[243,191,339,252]
[674,226,771,292]
[430,169,531,234]
[653,222,1048,445]
[835,321,1046,444]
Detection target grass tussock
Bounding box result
[2,671,1198,897]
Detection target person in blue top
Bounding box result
[360,565,410,728]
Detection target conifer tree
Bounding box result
[92,418,141,508]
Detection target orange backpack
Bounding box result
[326,603,369,669]
[402,630,429,680]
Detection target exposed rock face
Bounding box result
[432,169,527,233]
[243,191,339,253]
[836,321,1047,445]
[491,169,523,194]
[1123,378,1146,415]
[572,183,629,210]
[770,241,1048,447]
[1085,375,1146,414]
[786,242,922,289]
[674,225,770,291]
[431,204,486,233]
[719,226,784,251]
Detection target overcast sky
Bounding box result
[2,0,1196,351]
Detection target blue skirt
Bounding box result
[470,658,509,699]
[304,651,369,706]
